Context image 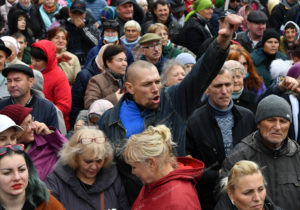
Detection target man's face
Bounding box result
[154,4,169,23]
[206,70,233,109]
[125,67,162,110]
[16,37,27,54]
[140,40,162,63]
[257,117,290,149]
[117,3,133,21]
[7,72,33,100]
[247,22,266,39]
[69,11,86,22]
[285,28,297,43]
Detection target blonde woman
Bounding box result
[46,127,130,210]
[215,160,282,210]
[124,124,204,210]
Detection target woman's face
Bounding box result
[232,70,244,92]
[0,154,28,197]
[107,52,127,75]
[263,38,279,55]
[185,63,194,73]
[0,50,7,70]
[155,28,168,46]
[130,160,156,185]
[228,173,266,210]
[18,114,34,144]
[6,46,16,62]
[124,26,140,43]
[17,16,26,31]
[31,57,47,71]
[165,65,186,87]
[238,55,248,74]
[51,31,67,52]
[44,0,55,8]
[76,151,104,183]
[0,128,17,146]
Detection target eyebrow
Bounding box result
[0,164,26,171]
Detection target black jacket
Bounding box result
[221,131,300,210]
[181,13,215,55]
[232,88,257,113]
[269,3,290,32]
[186,103,255,210]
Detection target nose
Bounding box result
[252,191,260,202]
[220,85,227,94]
[152,83,159,93]
[274,120,281,130]
[13,171,21,181]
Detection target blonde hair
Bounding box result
[147,23,168,34]
[60,126,113,170]
[227,160,266,192]
[124,125,176,167]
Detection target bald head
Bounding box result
[126,60,158,83]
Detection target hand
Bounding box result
[115,89,124,101]
[32,121,53,135]
[57,53,72,65]
[278,76,300,93]
[74,120,85,131]
[217,14,243,49]
[72,17,85,29]
[94,22,100,28]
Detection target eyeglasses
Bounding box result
[78,137,106,144]
[0,144,25,156]
[143,42,162,50]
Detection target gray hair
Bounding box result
[124,20,141,33]
[161,59,186,86]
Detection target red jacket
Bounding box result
[32,40,72,129]
[132,157,204,210]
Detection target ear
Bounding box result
[227,188,234,202]
[146,157,157,169]
[125,81,134,94]
[205,87,210,95]
[29,77,34,88]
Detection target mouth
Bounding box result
[251,204,263,209]
[11,184,22,190]
[152,95,160,104]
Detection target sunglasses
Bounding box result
[0,144,25,156]
[78,137,106,144]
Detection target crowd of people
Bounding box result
[0,0,300,209]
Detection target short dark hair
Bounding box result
[285,22,297,31]
[47,27,69,42]
[153,0,169,10]
[12,32,26,41]
[30,47,48,62]
[102,45,126,68]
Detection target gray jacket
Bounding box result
[221,131,300,210]
[46,161,130,210]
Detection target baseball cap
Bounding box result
[0,114,23,133]
[70,0,86,13]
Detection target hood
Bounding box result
[243,131,300,157]
[52,161,118,193]
[284,21,300,40]
[31,40,58,74]
[146,157,204,191]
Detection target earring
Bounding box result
[231,200,235,205]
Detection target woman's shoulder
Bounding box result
[35,193,65,210]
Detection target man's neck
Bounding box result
[13,94,32,106]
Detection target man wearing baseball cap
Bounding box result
[221,94,300,210]
[0,64,59,129]
[0,114,23,145]
[62,0,100,65]
[139,33,166,74]
[235,10,268,53]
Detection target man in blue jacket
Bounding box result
[98,14,243,206]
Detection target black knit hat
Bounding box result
[261,28,280,46]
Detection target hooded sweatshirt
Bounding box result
[132,157,204,210]
[31,40,72,130]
